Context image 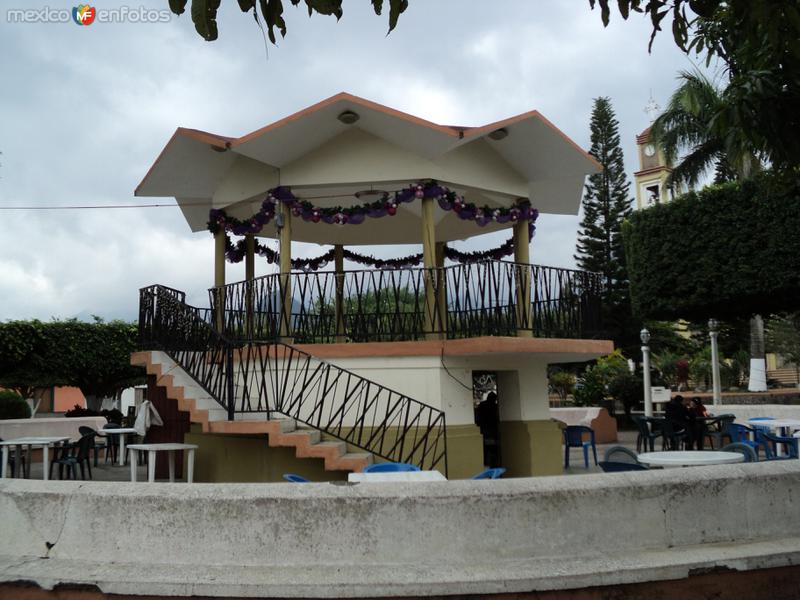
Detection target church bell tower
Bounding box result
[634,97,674,209]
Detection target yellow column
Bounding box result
[334,244,345,341]
[245,234,255,339]
[279,203,292,341]
[421,196,439,339]
[435,241,447,336]
[514,219,532,337]
[214,230,226,333]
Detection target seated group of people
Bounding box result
[664,394,710,450]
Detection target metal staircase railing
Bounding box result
[138,284,448,473]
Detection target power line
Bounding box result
[0,202,183,210]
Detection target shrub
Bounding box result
[549,370,576,403]
[607,371,644,417]
[623,175,800,321]
[0,390,31,420]
[64,405,124,424]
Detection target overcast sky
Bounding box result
[0,1,705,321]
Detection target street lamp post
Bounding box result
[709,318,722,406]
[641,328,652,417]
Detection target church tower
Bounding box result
[634,98,674,209]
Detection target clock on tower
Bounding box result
[634,98,676,209]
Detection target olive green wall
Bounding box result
[184,422,484,482]
[323,423,483,480]
[185,426,347,483]
[499,420,563,477]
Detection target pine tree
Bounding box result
[575,97,632,309]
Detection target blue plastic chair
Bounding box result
[720,442,758,463]
[749,417,776,435]
[563,425,597,468]
[726,423,768,459]
[472,467,506,480]
[283,473,310,482]
[755,430,799,460]
[362,462,421,473]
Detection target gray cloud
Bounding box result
[0,0,699,320]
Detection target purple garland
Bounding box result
[208,181,538,235]
[212,181,539,270]
[224,221,535,271]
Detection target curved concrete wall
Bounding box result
[2,462,800,597]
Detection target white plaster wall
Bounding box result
[234,353,553,427]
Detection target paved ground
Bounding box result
[563,428,640,475]
[6,429,643,482]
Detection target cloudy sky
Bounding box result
[0,1,706,321]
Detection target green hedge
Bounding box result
[622,176,800,321]
[0,390,31,420]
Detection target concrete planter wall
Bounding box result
[1,462,799,597]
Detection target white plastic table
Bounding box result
[127,443,198,483]
[98,428,138,466]
[348,471,447,483]
[638,451,745,468]
[0,436,70,480]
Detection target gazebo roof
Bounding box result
[136,93,600,245]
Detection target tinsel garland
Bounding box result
[211,180,539,271]
[224,219,535,271]
[208,181,538,235]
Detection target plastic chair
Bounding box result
[563,425,597,468]
[749,417,776,435]
[603,445,641,464]
[362,462,421,473]
[50,433,94,480]
[0,438,26,478]
[659,420,686,451]
[472,467,506,480]
[720,442,758,463]
[79,426,108,467]
[632,416,660,453]
[103,423,121,464]
[756,430,799,460]
[726,423,768,459]
[283,473,310,482]
[598,461,649,472]
[704,414,735,449]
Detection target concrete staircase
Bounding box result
[130,350,373,473]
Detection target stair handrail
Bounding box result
[138,284,448,473]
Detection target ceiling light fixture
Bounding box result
[337,110,360,125]
[488,128,508,141]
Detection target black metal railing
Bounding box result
[209,260,603,343]
[138,285,448,472]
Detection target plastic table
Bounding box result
[348,471,447,482]
[0,436,70,480]
[127,443,198,483]
[638,451,744,468]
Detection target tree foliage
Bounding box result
[622,175,800,321]
[589,0,800,175]
[169,0,408,42]
[0,319,144,406]
[575,97,636,352]
[650,70,762,188]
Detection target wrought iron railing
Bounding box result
[209,260,603,343]
[138,285,448,472]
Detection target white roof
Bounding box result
[136,93,600,245]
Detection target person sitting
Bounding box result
[690,397,709,418]
[665,395,696,450]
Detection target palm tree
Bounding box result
[650,70,762,189]
[650,70,767,391]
